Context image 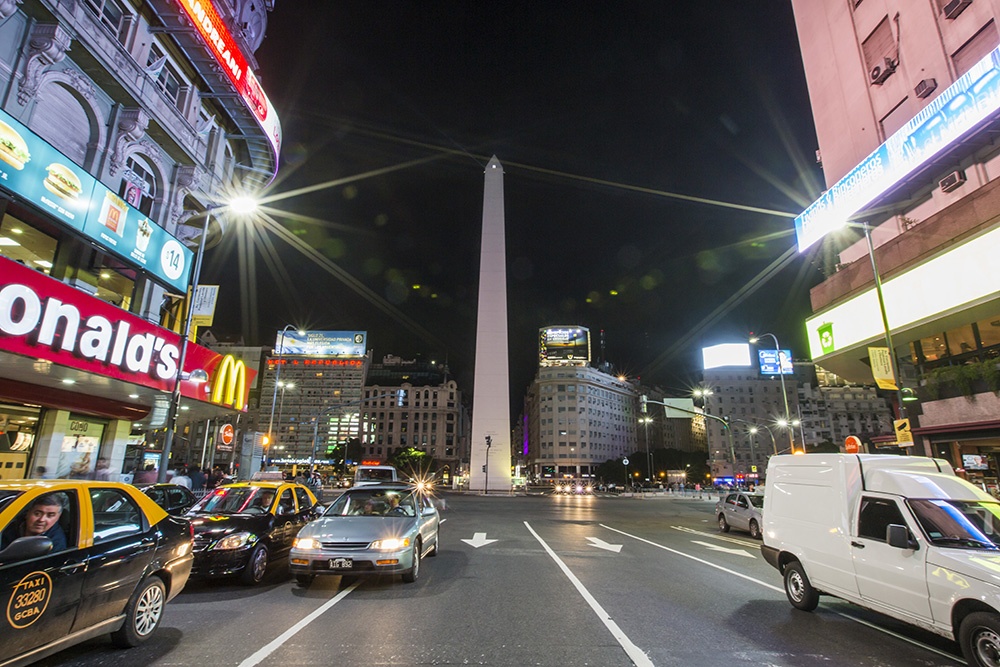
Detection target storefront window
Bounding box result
[64,250,137,310]
[0,213,58,273]
[977,317,1000,349]
[56,416,107,479]
[0,404,42,480]
[946,324,978,357]
[920,335,949,362]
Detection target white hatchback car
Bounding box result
[715,491,764,539]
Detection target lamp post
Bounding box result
[267,324,301,460]
[640,416,653,483]
[645,395,736,477]
[750,333,795,454]
[748,423,777,456]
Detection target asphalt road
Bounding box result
[36,492,966,666]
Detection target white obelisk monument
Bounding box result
[469,156,511,492]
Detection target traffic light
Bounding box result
[640,395,648,414]
[482,465,487,472]
[261,435,270,446]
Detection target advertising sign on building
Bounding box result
[0,109,193,292]
[702,343,751,370]
[274,331,366,356]
[538,326,590,365]
[758,349,793,375]
[795,46,1000,252]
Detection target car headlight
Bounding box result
[212,532,254,550]
[294,537,319,550]
[370,537,410,550]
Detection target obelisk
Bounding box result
[469,156,511,492]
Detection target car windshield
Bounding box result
[357,468,395,482]
[747,495,764,509]
[325,489,416,517]
[190,486,275,514]
[0,490,23,513]
[908,498,1000,549]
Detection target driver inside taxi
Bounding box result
[251,490,275,512]
[1,492,69,552]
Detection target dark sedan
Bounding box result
[187,482,319,585]
[0,480,193,665]
[140,483,198,515]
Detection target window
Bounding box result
[118,156,157,216]
[861,17,895,74]
[147,44,184,107]
[953,21,999,77]
[294,487,312,511]
[90,488,143,542]
[276,489,295,515]
[858,496,907,541]
[977,317,1000,348]
[946,324,977,356]
[0,214,58,273]
[83,0,129,42]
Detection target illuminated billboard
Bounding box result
[795,46,1000,251]
[758,349,793,375]
[539,327,590,365]
[275,331,366,356]
[702,343,752,370]
[806,225,1000,359]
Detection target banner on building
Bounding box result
[868,346,898,390]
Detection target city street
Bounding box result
[36,493,964,667]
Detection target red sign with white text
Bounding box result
[0,256,254,409]
[220,423,234,445]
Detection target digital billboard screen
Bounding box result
[539,327,590,365]
[702,343,751,370]
[275,330,366,356]
[758,349,793,375]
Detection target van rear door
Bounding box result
[851,494,931,621]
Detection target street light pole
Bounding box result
[645,396,736,478]
[158,208,212,483]
[267,324,298,460]
[750,333,794,453]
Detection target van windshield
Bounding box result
[909,499,1000,549]
[357,468,395,482]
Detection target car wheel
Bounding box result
[240,544,268,585]
[718,514,730,533]
[960,612,1000,666]
[784,561,819,611]
[110,575,165,648]
[749,519,761,540]
[402,539,421,583]
[428,532,439,557]
[295,574,315,587]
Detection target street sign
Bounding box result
[845,435,861,454]
[868,346,898,390]
[894,419,914,446]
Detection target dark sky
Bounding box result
[202,1,825,407]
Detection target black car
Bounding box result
[0,481,193,666]
[141,483,198,515]
[186,482,319,585]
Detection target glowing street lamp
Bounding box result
[750,333,794,453]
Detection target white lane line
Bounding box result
[602,524,964,664]
[670,525,758,547]
[237,580,361,667]
[524,521,653,667]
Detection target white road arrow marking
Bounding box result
[586,536,623,553]
[691,540,756,558]
[461,532,498,548]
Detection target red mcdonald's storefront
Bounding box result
[0,255,255,480]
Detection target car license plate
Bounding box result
[329,558,352,569]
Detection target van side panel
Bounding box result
[765,457,860,598]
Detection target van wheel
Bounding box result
[749,520,761,540]
[959,612,1000,666]
[718,514,730,533]
[784,561,819,611]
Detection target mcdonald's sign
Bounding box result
[211,355,247,410]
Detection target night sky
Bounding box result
[201,1,825,408]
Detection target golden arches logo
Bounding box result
[211,355,246,409]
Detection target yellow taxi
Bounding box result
[0,480,193,665]
[187,481,320,584]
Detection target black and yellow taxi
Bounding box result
[0,480,193,666]
[187,481,319,585]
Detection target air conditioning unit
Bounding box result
[914,78,937,99]
[940,169,967,192]
[943,0,972,20]
[870,57,897,85]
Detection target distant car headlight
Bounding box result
[294,537,320,550]
[576,485,583,493]
[370,537,410,550]
[212,532,254,550]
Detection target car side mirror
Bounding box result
[421,506,436,517]
[0,536,53,563]
[887,524,918,550]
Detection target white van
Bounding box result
[353,464,399,487]
[762,453,1000,666]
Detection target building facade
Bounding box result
[0,0,279,480]
[361,356,469,484]
[791,1,1000,488]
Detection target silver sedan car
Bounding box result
[715,491,764,539]
[289,484,439,585]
